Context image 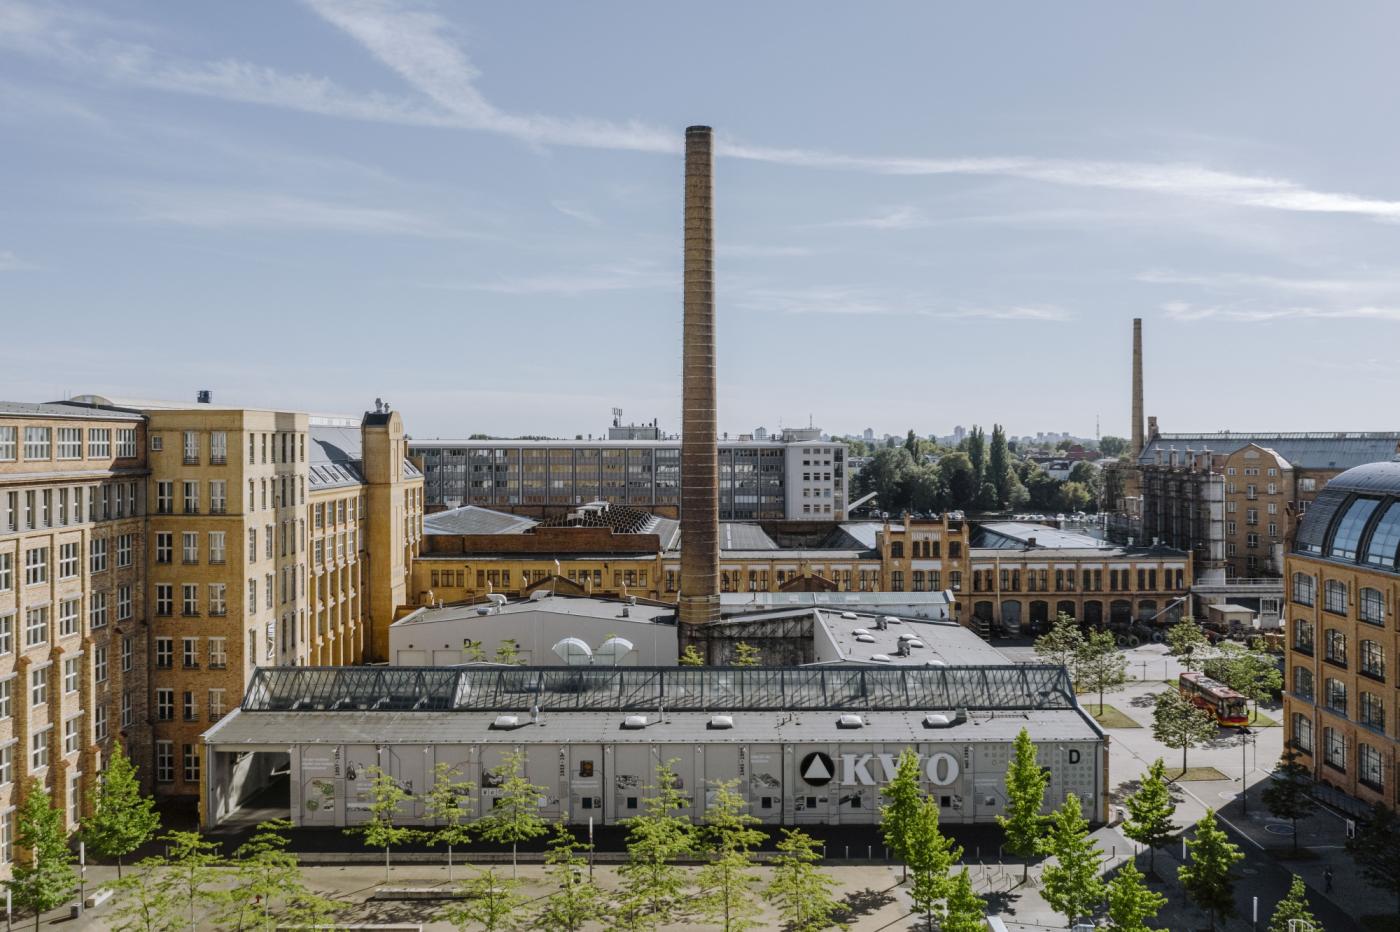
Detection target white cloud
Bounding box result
[128,188,461,237]
[1162,301,1400,323]
[821,205,929,230]
[1140,269,1400,297]
[550,200,602,228]
[736,286,1070,321]
[427,262,669,296]
[718,243,816,258]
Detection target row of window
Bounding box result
[2,482,141,532]
[153,687,227,723]
[888,540,957,559]
[1292,574,1388,625]
[0,426,138,462]
[970,567,1187,594]
[0,589,132,652]
[1292,716,1387,790]
[154,741,203,784]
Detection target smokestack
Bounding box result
[1131,317,1144,458]
[679,125,720,628]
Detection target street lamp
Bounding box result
[1239,728,1255,814]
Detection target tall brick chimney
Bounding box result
[1131,317,1145,458]
[679,125,720,628]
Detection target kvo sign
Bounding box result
[799,748,963,788]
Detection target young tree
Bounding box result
[1166,616,1208,670]
[159,830,225,932]
[476,750,547,879]
[7,780,78,931]
[678,643,705,666]
[1105,859,1166,932]
[1205,643,1282,722]
[1121,758,1177,873]
[106,857,179,932]
[732,641,761,667]
[905,795,963,930]
[443,868,526,932]
[1260,747,1317,853]
[1151,688,1218,776]
[988,424,1012,509]
[879,747,922,882]
[1034,613,1084,673]
[1041,793,1105,929]
[1346,802,1400,916]
[617,762,696,928]
[998,727,1049,883]
[696,780,765,932]
[537,822,608,932]
[763,828,842,932]
[1076,628,1128,713]
[494,638,523,665]
[1178,809,1243,932]
[216,819,338,932]
[345,766,418,883]
[424,761,475,882]
[939,868,987,932]
[1266,873,1319,932]
[83,740,161,878]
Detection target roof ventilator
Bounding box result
[837,713,864,729]
[709,714,734,729]
[622,714,649,729]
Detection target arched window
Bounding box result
[1324,579,1347,614]
[1359,587,1385,625]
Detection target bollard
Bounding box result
[844,845,849,859]
[867,844,872,860]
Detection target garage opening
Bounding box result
[207,749,291,829]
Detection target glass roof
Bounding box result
[241,664,1075,714]
[1327,497,1380,561]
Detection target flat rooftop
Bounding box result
[393,594,676,629]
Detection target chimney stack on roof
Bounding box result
[678,125,720,628]
[1131,318,1144,458]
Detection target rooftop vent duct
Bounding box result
[851,628,871,637]
[708,714,734,729]
[552,637,593,666]
[595,637,635,667]
[622,714,649,730]
[855,634,877,644]
[491,715,520,729]
[837,713,865,728]
[870,653,892,663]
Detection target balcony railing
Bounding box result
[183,456,199,466]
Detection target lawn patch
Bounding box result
[1248,709,1279,727]
[1086,705,1141,728]
[1166,766,1230,782]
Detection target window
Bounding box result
[182,532,198,564]
[1324,678,1347,716]
[94,705,107,742]
[1360,692,1386,732]
[63,718,79,755]
[1361,639,1385,681]
[1325,629,1347,666]
[60,598,80,636]
[209,481,227,515]
[1359,743,1384,790]
[116,533,132,567]
[209,688,226,721]
[182,637,199,669]
[87,428,110,458]
[121,691,132,727]
[0,614,10,655]
[24,547,47,585]
[1292,572,1314,606]
[208,637,227,669]
[210,431,227,465]
[208,583,226,616]
[56,427,82,460]
[183,431,199,465]
[1331,497,1380,560]
[24,606,48,647]
[183,481,199,514]
[1324,579,1347,614]
[93,645,108,684]
[89,538,107,573]
[183,744,200,782]
[1323,727,1346,772]
[1364,502,1400,570]
[208,531,225,564]
[1291,666,1314,701]
[155,637,173,669]
[116,428,136,458]
[121,637,132,672]
[31,729,49,771]
[156,742,174,782]
[156,532,173,564]
[87,592,105,630]
[0,746,10,785]
[62,657,79,694]
[156,689,174,721]
[30,668,47,708]
[155,584,173,616]
[57,542,78,579]
[117,585,131,621]
[265,525,273,559]
[156,481,173,514]
[0,554,9,591]
[1290,713,1311,753]
[183,691,197,722]
[0,426,14,461]
[23,426,51,460]
[1359,587,1385,626]
[0,680,9,720]
[182,583,199,616]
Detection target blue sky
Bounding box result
[3,2,1399,440]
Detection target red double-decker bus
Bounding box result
[1178,672,1248,726]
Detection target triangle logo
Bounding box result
[800,751,834,786]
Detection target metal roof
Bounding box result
[393,595,675,628]
[424,506,539,536]
[0,401,143,421]
[974,522,1110,550]
[1293,460,1400,572]
[307,425,420,491]
[240,663,1076,714]
[1139,432,1400,471]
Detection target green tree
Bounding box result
[905,429,920,459]
[443,868,526,932]
[494,638,522,665]
[159,830,225,932]
[1099,436,1129,458]
[83,740,161,878]
[1266,873,1318,932]
[732,641,761,666]
[216,819,338,932]
[617,762,695,928]
[476,750,547,879]
[1178,809,1243,931]
[1068,461,1102,508]
[1041,793,1104,928]
[855,447,916,513]
[939,451,979,511]
[1105,859,1166,932]
[879,747,923,882]
[1205,644,1282,723]
[106,857,179,932]
[1076,628,1128,713]
[1166,616,1208,670]
[1056,480,1092,513]
[998,728,1049,883]
[939,868,987,932]
[1151,688,1218,776]
[902,464,947,514]
[537,822,608,932]
[988,424,1012,509]
[696,780,765,932]
[1261,747,1317,853]
[905,795,963,929]
[424,761,476,882]
[966,426,986,488]
[345,766,418,883]
[6,780,78,932]
[1121,758,1176,873]
[1034,613,1084,675]
[1346,802,1400,916]
[763,828,842,932]
[678,644,705,666]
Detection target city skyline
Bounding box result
[4,2,1400,437]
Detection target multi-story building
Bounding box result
[0,402,151,859]
[1283,460,1400,811]
[410,431,847,521]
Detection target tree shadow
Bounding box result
[1130,691,1164,709]
[981,889,1019,915]
[837,886,897,920]
[1113,776,1186,807]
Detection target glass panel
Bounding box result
[1329,497,1380,560]
[1363,502,1400,569]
